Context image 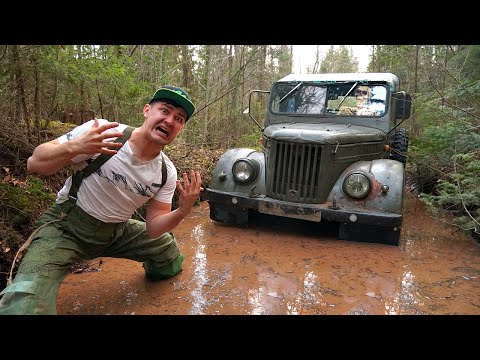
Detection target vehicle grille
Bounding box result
[267,140,324,203]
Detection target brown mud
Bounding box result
[57,194,480,315]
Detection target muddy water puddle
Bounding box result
[57,196,480,315]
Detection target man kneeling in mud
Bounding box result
[0,85,202,315]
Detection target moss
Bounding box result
[0,177,55,232]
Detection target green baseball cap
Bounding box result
[150,85,196,121]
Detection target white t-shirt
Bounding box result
[56,119,177,223]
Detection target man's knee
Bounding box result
[141,232,184,280]
[143,253,184,280]
[150,231,181,260]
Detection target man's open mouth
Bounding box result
[156,125,169,137]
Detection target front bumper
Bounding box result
[206,188,402,227]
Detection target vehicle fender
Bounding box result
[327,159,405,214]
[209,148,266,194]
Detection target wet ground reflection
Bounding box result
[57,196,480,315]
[189,224,208,314]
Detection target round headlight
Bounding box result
[232,159,259,183]
[343,173,371,199]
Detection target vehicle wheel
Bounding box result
[339,223,401,246]
[390,128,409,164]
[208,202,248,225]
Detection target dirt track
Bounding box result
[57,193,480,315]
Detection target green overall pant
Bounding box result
[0,129,183,315]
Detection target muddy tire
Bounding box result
[390,128,409,164]
[339,223,401,246]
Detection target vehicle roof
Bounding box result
[277,73,400,90]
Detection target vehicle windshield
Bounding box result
[271,83,387,117]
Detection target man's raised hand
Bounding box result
[72,118,125,156]
[176,170,203,216]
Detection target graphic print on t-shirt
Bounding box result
[96,167,158,198]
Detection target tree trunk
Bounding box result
[33,52,41,143]
[47,46,59,129]
[411,45,420,136]
[96,78,104,119]
[181,45,193,90]
[12,45,31,142]
[260,45,267,89]
[204,45,211,144]
[78,46,86,124]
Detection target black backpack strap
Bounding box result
[160,153,167,188]
[68,126,135,199]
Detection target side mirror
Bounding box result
[393,91,412,120]
[248,90,270,130]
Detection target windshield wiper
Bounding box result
[279,82,303,103]
[334,82,358,111]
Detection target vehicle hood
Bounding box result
[263,123,385,144]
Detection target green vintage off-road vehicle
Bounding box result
[205,73,411,245]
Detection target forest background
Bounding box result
[0,45,479,287]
